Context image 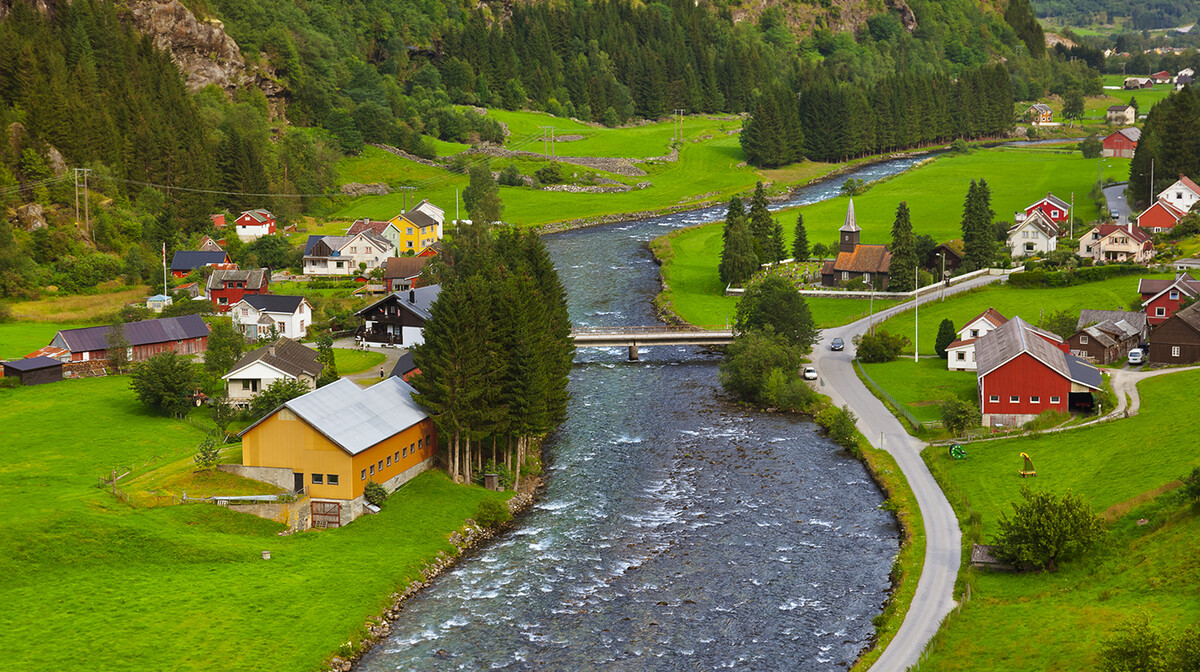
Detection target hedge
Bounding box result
[1007,263,1145,288]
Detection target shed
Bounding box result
[3,356,64,385]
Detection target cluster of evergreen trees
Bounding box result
[961,179,996,271]
[744,65,1014,166]
[718,183,784,286]
[1129,85,1200,209]
[410,224,574,487]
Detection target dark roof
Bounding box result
[55,314,210,353]
[400,209,438,229]
[303,235,325,256]
[384,256,428,280]
[225,337,322,380]
[207,268,269,291]
[171,250,230,272]
[390,351,417,378]
[1170,301,1200,334]
[1078,310,1146,335]
[976,316,1099,389]
[1066,354,1103,389]
[239,295,306,314]
[3,356,63,372]
[346,220,394,236]
[356,284,441,321]
[831,244,891,274]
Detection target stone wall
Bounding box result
[219,497,310,532]
[218,464,295,491]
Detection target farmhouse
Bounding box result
[387,200,445,254]
[355,285,440,346]
[234,209,276,242]
[928,241,963,276]
[976,316,1101,428]
[1124,77,1153,89]
[945,307,1008,371]
[383,256,428,292]
[820,199,892,289]
[1136,199,1187,233]
[1102,127,1140,158]
[346,219,402,253]
[1077,223,1154,264]
[1140,274,1200,326]
[1156,175,1200,213]
[238,377,436,528]
[1067,310,1147,364]
[1026,103,1053,124]
[303,232,394,276]
[222,337,323,408]
[230,295,312,340]
[1006,210,1058,258]
[1150,70,1173,84]
[2,356,63,385]
[49,314,210,362]
[206,268,270,311]
[1105,105,1136,125]
[170,250,233,278]
[1148,302,1200,364]
[1018,192,1071,226]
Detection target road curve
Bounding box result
[812,274,1004,672]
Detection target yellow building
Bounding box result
[387,200,445,254]
[239,377,436,527]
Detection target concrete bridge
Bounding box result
[570,325,735,360]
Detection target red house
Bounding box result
[976,316,1100,428]
[1151,70,1173,84]
[1022,193,1071,226]
[170,250,233,278]
[417,241,443,258]
[1102,128,1140,159]
[1136,199,1186,233]
[207,268,271,311]
[1140,274,1200,326]
[48,315,210,363]
[383,257,428,292]
[234,209,276,242]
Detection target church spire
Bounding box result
[839,198,860,253]
[841,197,860,232]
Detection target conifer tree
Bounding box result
[935,318,957,359]
[962,180,996,270]
[792,212,810,261]
[721,195,745,245]
[748,182,777,262]
[719,212,759,286]
[889,201,917,292]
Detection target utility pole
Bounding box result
[541,126,555,157]
[1070,192,1075,237]
[914,265,919,363]
[397,186,416,211]
[83,168,90,241]
[1150,158,1155,205]
[674,109,685,142]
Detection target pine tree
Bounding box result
[935,318,957,359]
[889,201,917,292]
[748,182,777,262]
[719,212,759,286]
[961,179,995,270]
[792,212,810,261]
[721,195,745,245]
[769,219,786,263]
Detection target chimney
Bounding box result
[268,346,275,357]
[409,289,416,304]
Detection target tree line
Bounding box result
[1129,84,1200,209]
[411,224,574,488]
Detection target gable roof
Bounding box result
[198,235,223,252]
[1078,309,1146,337]
[1115,127,1141,142]
[1107,104,1134,112]
[398,208,439,230]
[303,235,325,256]
[831,244,890,274]
[1139,274,1199,297]
[1167,301,1200,334]
[238,377,428,456]
[1078,325,1118,348]
[962,308,1008,332]
[390,351,417,379]
[1091,224,1152,243]
[238,209,273,223]
[223,337,322,380]
[356,284,442,321]
[1141,274,1200,306]
[1009,210,1059,239]
[207,268,269,291]
[3,356,63,372]
[976,316,1100,389]
[346,219,396,237]
[384,256,428,280]
[1028,103,1052,113]
[55,314,210,353]
[413,199,444,223]
[170,250,230,272]
[1164,174,1200,199]
[1028,192,1070,211]
[238,295,306,314]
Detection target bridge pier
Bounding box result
[628,343,639,361]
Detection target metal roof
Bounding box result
[56,314,210,353]
[239,295,306,314]
[224,337,322,380]
[207,268,269,290]
[239,377,429,455]
[357,284,441,321]
[976,316,1099,389]
[3,356,63,372]
[303,235,325,256]
[170,250,229,272]
[390,351,417,378]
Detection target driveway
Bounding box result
[812,272,1006,672]
[333,337,407,384]
[1103,182,1131,226]
[1109,364,1200,416]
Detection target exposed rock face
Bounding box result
[1044,32,1077,49]
[15,203,48,231]
[885,0,918,32]
[340,183,391,197]
[45,145,66,177]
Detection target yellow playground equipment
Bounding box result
[1018,452,1036,478]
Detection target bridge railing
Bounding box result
[570,325,733,335]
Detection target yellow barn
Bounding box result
[239,377,436,528]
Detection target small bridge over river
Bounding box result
[570,325,735,360]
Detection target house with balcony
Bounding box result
[303,232,394,276]
[355,285,440,346]
[1077,224,1154,264]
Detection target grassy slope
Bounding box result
[332,347,387,375]
[0,321,86,360]
[0,376,506,671]
[872,273,1171,356]
[920,370,1200,670]
[859,357,980,423]
[6,286,150,323]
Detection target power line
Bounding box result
[88,174,347,198]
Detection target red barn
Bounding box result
[234,209,276,242]
[1102,128,1140,159]
[48,315,210,363]
[1140,274,1200,325]
[207,268,271,311]
[1151,70,1173,84]
[976,317,1101,428]
[1023,193,1071,226]
[170,250,233,278]
[1136,199,1186,233]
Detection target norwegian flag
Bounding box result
[162,241,166,266]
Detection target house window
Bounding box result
[350,246,357,254]
[1051,210,1059,217]
[336,261,345,269]
[361,469,367,480]
[407,241,414,248]
[386,456,392,466]
[378,460,383,471]
[1170,291,1179,300]
[369,465,375,476]
[970,329,979,337]
[1031,396,1040,403]
[410,442,416,455]
[278,322,286,333]
[956,352,966,361]
[864,273,871,284]
[1010,395,1019,403]
[312,473,324,484]
[1173,346,1181,357]
[407,227,414,235]
[1050,396,1060,404]
[1080,335,1088,344]
[418,438,423,449]
[1025,243,1035,252]
[219,297,229,305]
[394,450,399,462]
[841,271,849,281]
[989,395,999,403]
[366,247,372,254]
[1157,307,1167,317]
[328,474,339,485]
[426,434,431,447]
[1022,231,1029,239]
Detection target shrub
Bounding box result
[853,330,909,363]
[992,485,1104,571]
[940,396,980,435]
[0,376,20,389]
[1079,136,1103,159]
[815,404,860,451]
[520,454,543,477]
[193,434,222,472]
[1183,466,1200,502]
[535,162,563,184]
[475,459,515,490]
[363,480,389,507]
[474,497,512,529]
[498,163,524,187]
[719,329,805,403]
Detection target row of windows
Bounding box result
[360,435,434,481]
[988,395,1060,404]
[311,473,340,485]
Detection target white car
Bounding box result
[802,366,818,381]
[1128,348,1145,366]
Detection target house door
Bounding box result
[293,473,304,492]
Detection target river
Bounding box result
[357,155,928,671]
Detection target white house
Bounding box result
[1157,175,1200,213]
[945,308,1009,371]
[303,232,394,276]
[230,295,313,340]
[1078,224,1155,265]
[234,209,276,242]
[222,337,323,408]
[1007,211,1059,258]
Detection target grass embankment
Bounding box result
[332,347,387,375]
[918,369,1200,670]
[5,285,150,323]
[873,272,1171,356]
[0,375,508,671]
[859,357,980,424]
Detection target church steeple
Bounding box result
[839,198,860,253]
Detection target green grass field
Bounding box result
[859,357,980,423]
[1099,74,1177,113]
[0,375,507,671]
[917,370,1200,670]
[332,347,386,375]
[872,273,1171,355]
[484,108,723,159]
[0,321,83,360]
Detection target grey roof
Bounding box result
[1078,310,1146,337]
[3,356,63,372]
[1066,354,1103,389]
[1010,210,1059,239]
[976,316,1100,389]
[400,209,438,230]
[207,268,269,291]
[239,208,273,223]
[356,284,441,321]
[240,294,306,314]
[1107,104,1134,112]
[1117,127,1142,142]
[1170,301,1200,333]
[238,377,429,455]
[55,314,210,353]
[171,250,229,272]
[840,198,859,232]
[303,235,325,256]
[1029,103,1053,113]
[224,337,322,380]
[1081,326,1118,348]
[390,351,417,378]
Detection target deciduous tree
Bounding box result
[734,275,817,350]
[130,351,197,418]
[992,486,1104,571]
[249,378,311,418]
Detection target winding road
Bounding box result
[812,273,1008,672]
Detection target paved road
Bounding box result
[812,273,1006,672]
[1104,182,1131,226]
[1110,364,1200,416]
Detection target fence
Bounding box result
[853,359,946,433]
[726,265,1024,297]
